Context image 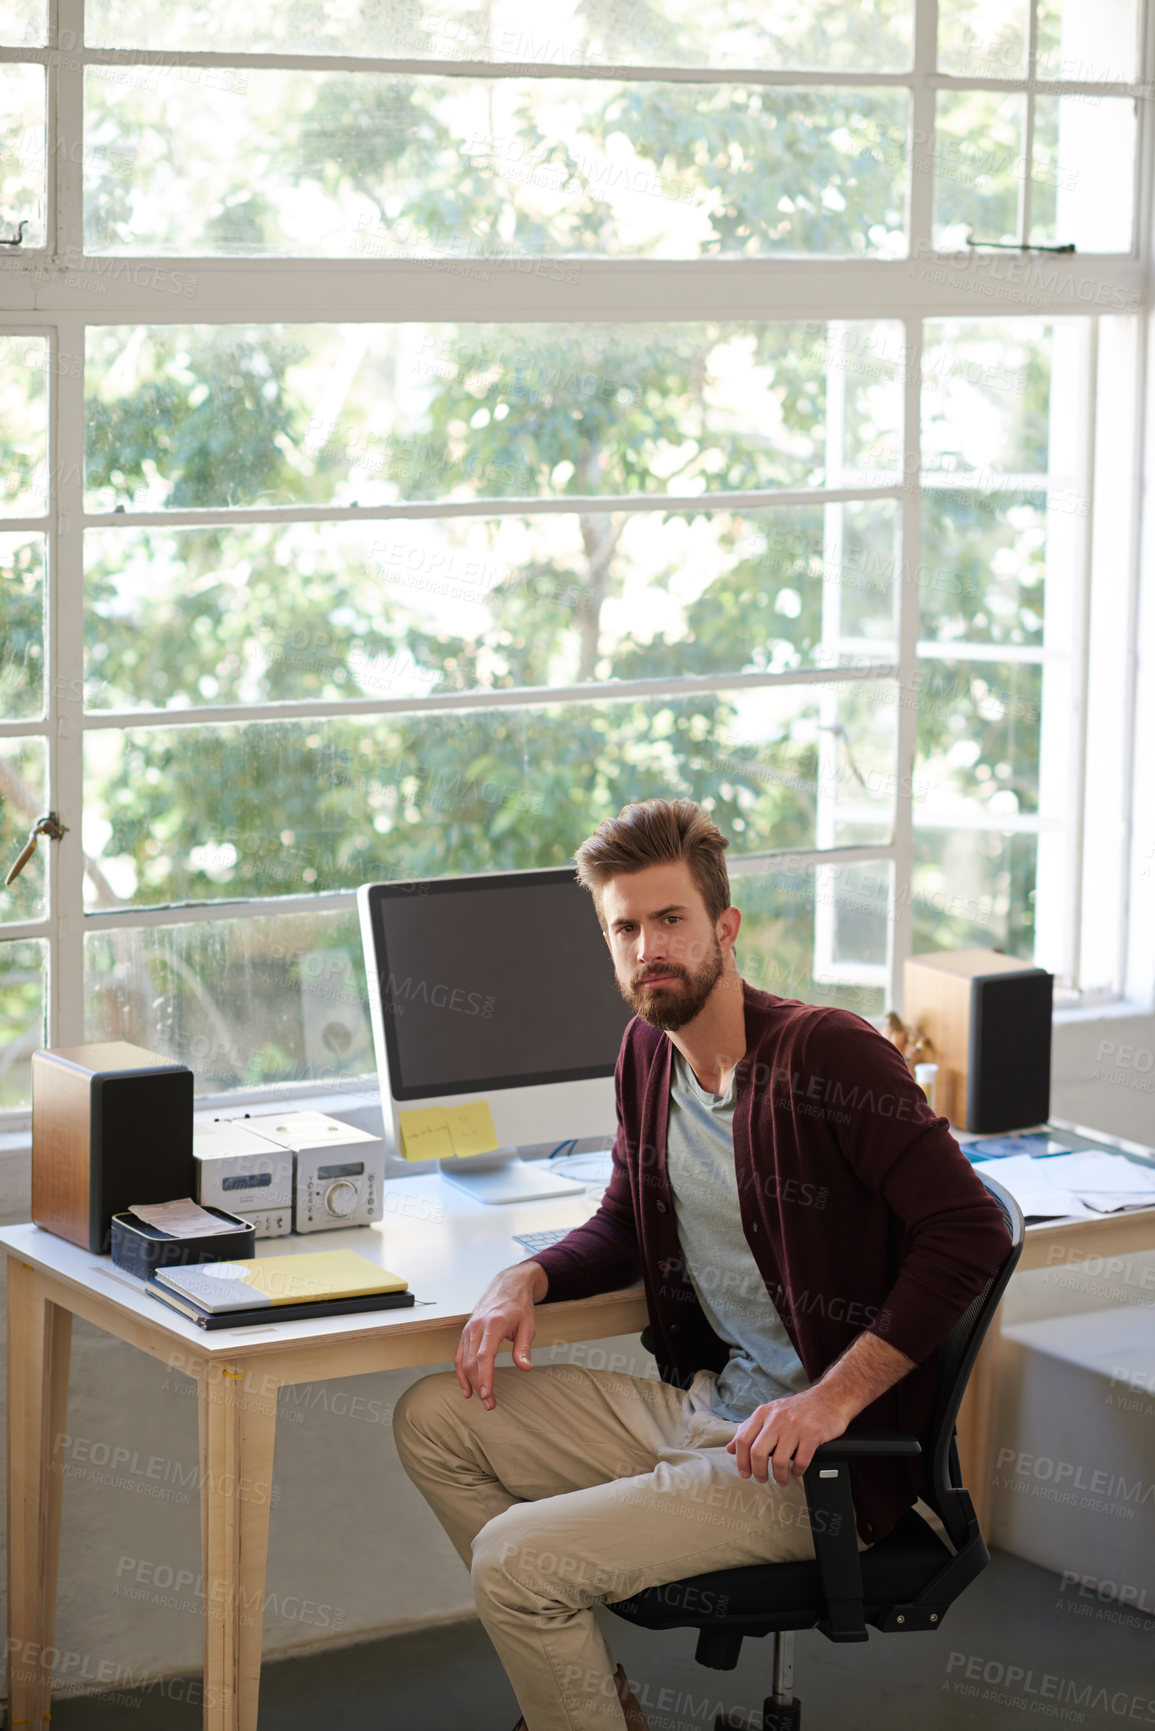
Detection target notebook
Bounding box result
[146,1283,415,1330]
[152,1248,408,1315]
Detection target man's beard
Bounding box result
[619,940,725,1031]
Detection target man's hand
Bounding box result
[454,1261,549,1411]
[727,1331,917,1487]
[727,1385,854,1487]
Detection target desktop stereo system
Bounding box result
[30,1042,384,1248]
[194,1110,384,1237]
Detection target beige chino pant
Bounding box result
[393,1364,821,1731]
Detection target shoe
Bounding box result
[512,1664,650,1730]
[614,1663,651,1731]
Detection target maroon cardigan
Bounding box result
[531,982,1011,1542]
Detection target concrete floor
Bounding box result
[45,1548,1155,1731]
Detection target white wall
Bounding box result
[1051,1012,1155,1146]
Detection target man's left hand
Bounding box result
[727,1386,854,1488]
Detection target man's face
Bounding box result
[600,860,734,1032]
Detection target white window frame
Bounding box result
[1,0,1152,1132]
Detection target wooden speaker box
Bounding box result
[902,949,1053,1133]
[32,1042,195,1253]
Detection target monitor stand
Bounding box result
[438,1152,587,1206]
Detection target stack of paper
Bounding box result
[969,1153,1098,1220]
[967,1145,1155,1220]
[1039,1151,1155,1214]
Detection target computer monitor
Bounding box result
[358,869,634,1204]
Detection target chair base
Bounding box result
[715,1698,802,1731]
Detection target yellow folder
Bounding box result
[154,1249,407,1314]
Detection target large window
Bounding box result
[0,0,1147,1110]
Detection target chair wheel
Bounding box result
[762,1699,802,1731]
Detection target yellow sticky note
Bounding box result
[399,1107,455,1161]
[445,1100,499,1158]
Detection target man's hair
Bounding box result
[573,799,731,925]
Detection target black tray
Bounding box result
[110,1207,256,1280]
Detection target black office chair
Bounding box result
[608,1171,1024,1730]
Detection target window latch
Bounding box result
[0,219,29,248]
[818,722,868,790]
[5,813,68,887]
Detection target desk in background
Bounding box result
[6,1125,1155,1730]
[955,1117,1155,1530]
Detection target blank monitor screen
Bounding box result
[362,871,633,1101]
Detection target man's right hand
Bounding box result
[454,1261,549,1410]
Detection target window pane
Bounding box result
[0,1,46,45]
[1036,0,1139,83]
[0,737,47,922]
[80,858,896,1099]
[734,863,889,1013]
[1,533,45,718]
[0,937,45,1108]
[84,71,908,260]
[83,685,896,906]
[85,503,899,710]
[1,332,48,516]
[932,92,1024,252]
[86,0,913,73]
[915,658,1042,819]
[920,491,1045,649]
[825,861,892,971]
[85,320,904,512]
[817,679,901,848]
[85,910,375,1094]
[937,0,1029,77]
[0,65,47,249]
[1030,97,1135,253]
[921,320,1052,478]
[911,827,1037,958]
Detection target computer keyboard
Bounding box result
[512,1228,575,1254]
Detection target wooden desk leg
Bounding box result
[956,1298,1004,1533]
[6,1259,73,1731]
[198,1361,278,1731]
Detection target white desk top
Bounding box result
[0,1175,610,1355]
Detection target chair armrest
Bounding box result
[807,1427,989,1637]
[800,1454,868,1644]
[811,1428,922,1462]
[800,1431,920,1644]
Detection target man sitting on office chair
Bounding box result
[394,798,1011,1731]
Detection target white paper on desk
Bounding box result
[129,1198,241,1237]
[1074,1192,1155,1214]
[969,1154,1097,1220]
[1039,1152,1155,1198]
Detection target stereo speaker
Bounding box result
[902,949,1053,1133]
[32,1041,195,1252]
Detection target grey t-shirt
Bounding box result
[666,1049,809,1422]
